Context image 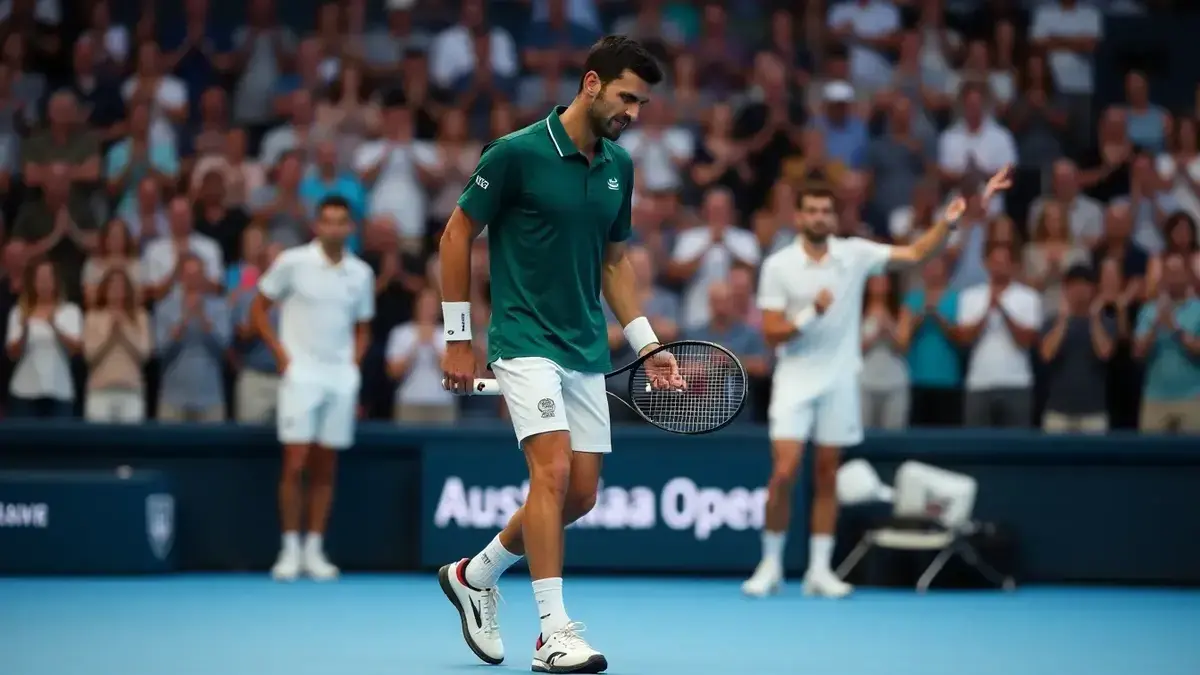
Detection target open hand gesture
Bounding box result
[982,165,1014,200]
[641,346,686,391]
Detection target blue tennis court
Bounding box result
[3,575,1197,675]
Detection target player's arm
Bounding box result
[355,265,376,366]
[603,160,660,358]
[888,166,1013,269]
[252,250,292,372]
[758,258,810,348]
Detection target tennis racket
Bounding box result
[453,340,748,435]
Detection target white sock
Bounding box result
[304,532,323,555]
[465,535,523,589]
[282,532,301,555]
[809,534,834,574]
[532,577,570,637]
[762,530,787,566]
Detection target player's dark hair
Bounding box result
[318,195,352,214]
[798,185,836,208]
[579,35,664,92]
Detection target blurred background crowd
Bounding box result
[0,0,1198,433]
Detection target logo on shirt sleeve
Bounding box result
[475,176,490,190]
[607,178,620,191]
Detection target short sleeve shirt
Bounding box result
[457,107,634,373]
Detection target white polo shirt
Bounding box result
[258,243,376,373]
[1029,2,1103,95]
[757,236,894,402]
[957,282,1042,391]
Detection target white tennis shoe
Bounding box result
[741,559,784,597]
[532,622,607,674]
[439,559,505,665]
[271,547,302,581]
[303,546,340,581]
[802,568,853,598]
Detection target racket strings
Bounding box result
[629,342,746,434]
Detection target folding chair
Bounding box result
[835,461,1016,593]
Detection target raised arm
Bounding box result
[888,166,1012,268]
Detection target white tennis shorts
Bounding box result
[276,365,360,450]
[492,357,611,453]
[768,373,863,447]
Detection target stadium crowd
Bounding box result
[0,0,1197,433]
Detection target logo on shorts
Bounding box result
[477,381,487,392]
[537,398,556,418]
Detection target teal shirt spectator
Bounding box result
[902,287,962,388]
[299,171,367,253]
[1135,298,1200,401]
[104,139,180,215]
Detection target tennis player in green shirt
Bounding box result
[437,36,680,674]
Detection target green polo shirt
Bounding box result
[458,107,634,373]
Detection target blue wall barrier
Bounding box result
[0,421,1197,583]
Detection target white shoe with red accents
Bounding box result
[532,622,607,674]
[438,558,505,664]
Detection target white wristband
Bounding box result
[793,306,818,330]
[442,301,472,341]
[623,316,659,355]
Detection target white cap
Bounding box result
[387,0,416,10]
[823,80,855,103]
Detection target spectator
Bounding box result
[143,196,224,302]
[860,273,909,430]
[11,163,98,301]
[1027,159,1105,248]
[248,151,310,248]
[888,179,939,246]
[827,0,900,94]
[353,101,439,253]
[764,9,812,92]
[184,87,231,161]
[226,226,269,299]
[781,127,848,196]
[728,266,761,330]
[428,108,482,238]
[78,0,130,72]
[82,268,151,423]
[937,83,1018,192]
[948,191,991,290]
[687,280,768,421]
[123,176,168,245]
[899,255,962,426]
[232,0,297,141]
[866,95,930,224]
[518,0,599,115]
[734,52,805,209]
[1133,254,1200,433]
[428,0,518,106]
[813,81,868,171]
[1091,201,1149,295]
[231,240,283,424]
[1145,213,1200,297]
[620,97,694,195]
[193,169,250,267]
[191,129,265,206]
[944,37,1013,111]
[386,288,456,424]
[751,181,797,256]
[1156,116,1200,225]
[1120,70,1169,155]
[22,90,101,195]
[122,41,188,150]
[81,218,142,308]
[363,0,431,81]
[1039,265,1115,433]
[1080,107,1134,203]
[153,253,231,423]
[1029,0,1102,149]
[67,33,126,145]
[1096,256,1141,428]
[667,53,714,126]
[105,101,178,216]
[1024,201,1089,311]
[611,0,687,62]
[957,243,1042,427]
[1115,153,1177,255]
[313,64,380,164]
[912,0,959,94]
[1005,53,1069,176]
[274,39,328,112]
[3,34,45,124]
[668,187,761,331]
[692,3,748,96]
[299,139,367,250]
[889,30,943,137]
[260,90,317,167]
[5,258,81,418]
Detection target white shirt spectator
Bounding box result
[1156,153,1200,225]
[827,0,900,91]
[120,76,187,150]
[0,0,59,24]
[142,234,225,289]
[428,25,518,91]
[258,242,375,372]
[386,322,454,406]
[354,139,440,239]
[6,303,82,401]
[757,237,894,402]
[958,282,1042,391]
[672,226,761,331]
[938,118,1018,177]
[1030,1,1103,95]
[618,127,694,192]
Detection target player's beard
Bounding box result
[589,101,631,141]
[802,222,834,245]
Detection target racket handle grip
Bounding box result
[443,378,502,395]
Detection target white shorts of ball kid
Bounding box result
[491,357,611,453]
[768,373,863,447]
[276,364,361,450]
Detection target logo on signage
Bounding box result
[0,502,49,528]
[146,494,175,561]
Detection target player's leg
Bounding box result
[439,357,567,666]
[743,395,813,597]
[803,376,861,598]
[527,367,609,674]
[273,375,321,581]
[302,377,360,580]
